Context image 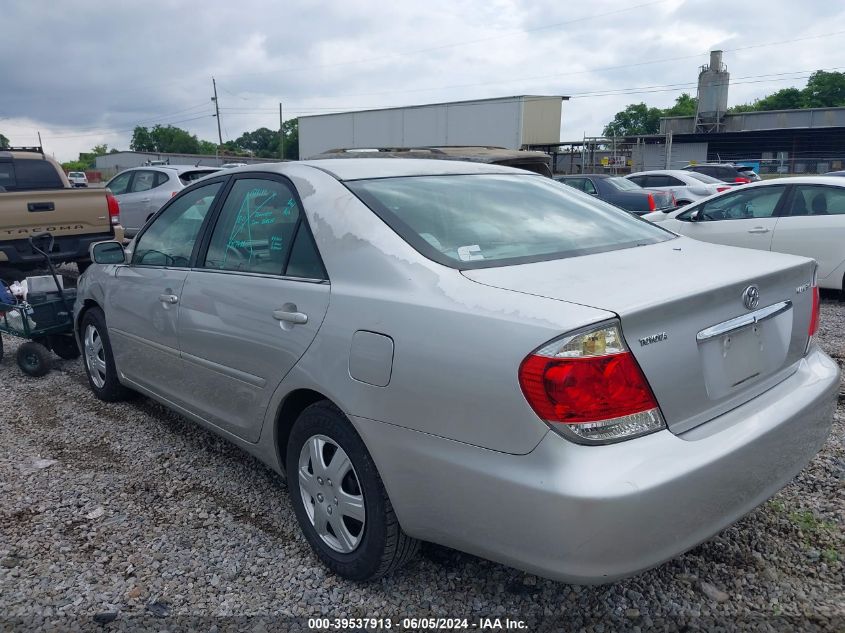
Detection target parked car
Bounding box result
[824,170,845,177]
[556,174,675,214]
[315,146,554,177]
[105,165,220,237]
[67,171,88,187]
[683,163,761,184]
[76,159,838,584]
[643,177,845,294]
[627,170,731,206]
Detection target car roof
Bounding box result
[290,158,537,181]
[559,173,611,179]
[720,176,845,188]
[121,165,220,174]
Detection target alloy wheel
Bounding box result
[84,324,107,389]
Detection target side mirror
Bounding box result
[90,241,126,265]
[689,209,701,222]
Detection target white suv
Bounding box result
[67,171,88,187]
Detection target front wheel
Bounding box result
[80,308,132,401]
[286,402,418,580]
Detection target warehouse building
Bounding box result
[298,95,568,159]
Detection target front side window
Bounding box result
[133,181,222,267]
[348,174,673,269]
[203,178,306,276]
[107,171,132,195]
[582,179,597,195]
[682,185,786,222]
[789,185,845,216]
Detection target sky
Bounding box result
[1,0,843,162]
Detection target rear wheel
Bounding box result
[49,334,81,360]
[286,401,418,580]
[80,308,132,401]
[16,342,51,377]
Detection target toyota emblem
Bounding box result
[742,285,760,310]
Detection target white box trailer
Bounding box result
[299,95,566,159]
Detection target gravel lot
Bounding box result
[0,295,842,632]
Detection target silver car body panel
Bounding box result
[75,159,840,583]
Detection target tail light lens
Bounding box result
[171,191,179,198]
[734,176,751,184]
[518,322,666,444]
[647,194,656,211]
[716,186,730,192]
[106,194,120,226]
[808,285,820,338]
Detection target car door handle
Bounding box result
[272,309,308,324]
[747,227,770,234]
[159,294,179,304]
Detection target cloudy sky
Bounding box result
[1,0,843,161]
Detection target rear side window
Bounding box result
[180,169,218,185]
[11,159,63,190]
[0,163,14,189]
[203,178,309,276]
[348,174,673,269]
[130,170,158,193]
[789,185,845,216]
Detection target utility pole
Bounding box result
[279,102,285,160]
[211,77,223,162]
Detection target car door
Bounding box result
[117,170,159,233]
[105,180,225,402]
[177,174,331,442]
[771,184,845,286]
[669,184,788,251]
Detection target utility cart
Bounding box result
[0,233,80,377]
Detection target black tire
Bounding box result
[0,334,4,363]
[16,341,51,377]
[286,401,418,581]
[80,307,132,401]
[49,334,81,360]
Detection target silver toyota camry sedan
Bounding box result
[75,159,839,583]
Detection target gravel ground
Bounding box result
[0,296,842,632]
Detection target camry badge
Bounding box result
[742,285,760,310]
[639,332,668,347]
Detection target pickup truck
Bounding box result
[0,147,123,272]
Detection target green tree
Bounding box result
[0,132,9,147]
[602,103,663,137]
[801,70,845,108]
[198,140,218,155]
[663,93,697,117]
[282,118,299,160]
[76,143,112,170]
[61,160,88,172]
[130,125,201,154]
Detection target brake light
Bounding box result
[734,176,751,184]
[171,191,179,198]
[716,186,730,192]
[647,193,656,211]
[106,194,120,226]
[518,322,666,443]
[808,284,820,338]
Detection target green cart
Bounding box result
[0,233,80,377]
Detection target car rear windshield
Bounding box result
[686,172,722,184]
[605,176,640,191]
[347,174,674,269]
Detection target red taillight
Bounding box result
[519,353,658,424]
[808,284,820,338]
[716,186,730,192]
[518,323,665,443]
[734,176,751,184]
[171,191,178,198]
[647,193,656,211]
[106,194,120,225]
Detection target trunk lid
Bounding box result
[642,188,675,211]
[463,238,817,434]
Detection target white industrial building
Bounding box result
[298,95,567,159]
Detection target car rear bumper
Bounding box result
[353,345,839,584]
